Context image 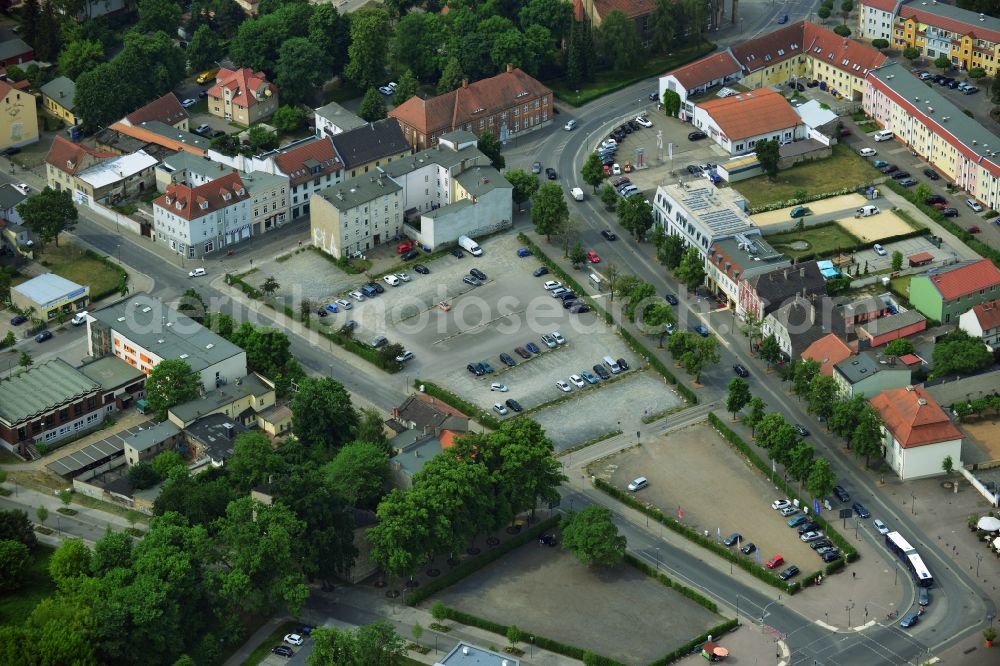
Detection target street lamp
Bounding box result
[655,547,660,571]
[846,600,855,627]
[911,493,917,515]
[529,636,534,657]
[976,552,983,577]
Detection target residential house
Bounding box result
[0,181,27,231]
[762,295,825,360]
[388,392,471,487]
[166,373,276,429]
[206,68,279,127]
[870,384,963,481]
[739,261,827,322]
[86,292,247,393]
[44,135,117,192]
[706,236,788,310]
[273,137,344,220]
[0,37,32,67]
[908,258,1000,323]
[658,51,743,106]
[76,0,127,19]
[40,76,78,127]
[390,65,552,150]
[11,273,89,321]
[123,421,183,466]
[314,101,367,138]
[186,414,245,467]
[864,62,1000,212]
[0,79,38,152]
[330,118,412,179]
[312,132,512,258]
[576,0,654,45]
[0,357,144,457]
[71,150,159,207]
[109,120,210,156]
[691,88,806,156]
[121,93,190,132]
[832,351,911,398]
[152,170,254,258]
[801,333,854,375]
[958,299,1000,350]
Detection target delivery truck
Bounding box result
[570,187,584,201]
[458,235,483,256]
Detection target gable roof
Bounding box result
[746,261,827,315]
[273,138,343,187]
[40,76,76,111]
[0,37,32,61]
[390,66,551,137]
[125,92,188,127]
[897,1,1000,44]
[207,67,275,109]
[869,385,962,449]
[767,296,825,356]
[729,21,886,77]
[44,135,116,176]
[593,0,654,20]
[153,171,250,221]
[0,182,27,210]
[697,88,802,140]
[922,258,1000,301]
[330,118,411,170]
[393,393,470,433]
[664,51,742,89]
[801,333,853,376]
[969,299,1000,331]
[0,359,100,426]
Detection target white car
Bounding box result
[564,119,577,131]
[194,123,211,134]
[552,331,566,345]
[378,82,398,95]
[569,374,585,388]
[188,267,206,277]
[858,147,877,157]
[772,499,791,511]
[348,290,365,302]
[873,243,887,256]
[395,272,411,282]
[490,382,508,392]
[383,274,400,287]
[541,334,557,348]
[181,98,196,108]
[543,280,562,290]
[334,298,352,310]
[395,350,414,363]
[71,311,88,326]
[635,115,653,128]
[873,519,889,535]
[283,634,304,646]
[555,379,572,392]
[11,183,30,195]
[612,163,622,175]
[493,402,509,416]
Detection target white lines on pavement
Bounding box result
[815,619,839,631]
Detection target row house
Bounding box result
[958,299,1000,350]
[908,258,1000,323]
[151,171,254,258]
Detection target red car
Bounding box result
[969,225,981,233]
[396,240,414,254]
[587,250,601,263]
[766,555,784,569]
[602,164,612,177]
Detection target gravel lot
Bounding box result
[595,420,834,578]
[434,533,719,665]
[533,370,684,452]
[244,249,362,303]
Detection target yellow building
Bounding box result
[0,80,38,152]
[40,76,78,127]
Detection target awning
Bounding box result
[977,516,1000,531]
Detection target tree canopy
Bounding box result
[560,506,626,567]
[531,182,569,241]
[144,359,201,420]
[16,188,79,247]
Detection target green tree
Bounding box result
[649,0,676,53]
[531,182,569,241]
[358,87,387,122]
[618,194,654,240]
[353,406,389,453]
[871,38,889,50]
[569,241,587,267]
[657,233,685,269]
[726,377,751,419]
[932,329,993,377]
[833,24,851,37]
[272,105,307,133]
[840,0,853,17]
[743,396,767,437]
[411,621,423,643]
[807,374,839,421]
[786,442,815,489]
[91,530,134,576]
[477,130,505,170]
[247,125,279,152]
[817,6,831,21]
[614,274,641,302]
[49,539,92,587]
[942,455,954,475]
[934,54,951,71]
[913,183,933,206]
[662,89,681,117]
[392,69,419,106]
[151,451,186,479]
[259,275,280,298]
[276,37,329,105]
[968,67,986,81]
[667,329,696,359]
[581,152,605,191]
[16,188,79,247]
[597,10,641,71]
[890,250,903,272]
[292,377,359,450]
[368,489,429,581]
[227,431,283,492]
[186,24,225,72]
[675,247,706,291]
[505,168,539,212]
[137,0,181,34]
[644,302,676,347]
[390,13,444,82]
[902,46,920,63]
[58,39,105,80]
[806,458,837,499]
[507,624,523,649]
[600,183,619,211]
[829,394,866,440]
[561,506,626,567]
[692,335,720,383]
[792,359,821,398]
[0,540,30,591]
[603,262,621,301]
[323,441,389,506]
[128,461,160,490]
[852,406,884,466]
[355,620,407,665]
[35,505,48,528]
[346,8,392,89]
[624,282,656,322]
[18,351,32,369]
[885,338,915,357]
[145,359,200,420]
[756,139,781,181]
[0,510,36,548]
[437,56,465,94]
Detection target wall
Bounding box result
[79,198,143,235]
[417,189,512,249]
[195,352,250,396]
[893,437,962,481]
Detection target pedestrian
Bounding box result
[852,571,856,579]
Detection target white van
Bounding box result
[873,129,894,142]
[589,273,602,289]
[856,204,880,217]
[603,356,621,374]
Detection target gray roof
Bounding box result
[858,309,926,337]
[834,352,908,385]
[124,421,181,453]
[389,430,441,477]
[314,101,367,132]
[12,273,87,306]
[440,129,478,145]
[78,356,145,390]
[909,0,1000,35]
[923,368,1000,408]
[330,118,411,170]
[186,413,245,463]
[661,183,753,238]
[0,183,26,210]
[712,236,787,280]
[454,166,512,199]
[768,297,824,356]
[159,151,288,192]
[40,76,76,111]
[135,120,211,150]
[0,37,31,61]
[746,261,827,316]
[439,641,519,666]
[393,394,470,432]
[381,143,488,179]
[46,437,125,477]
[422,198,472,220]
[88,293,244,374]
[869,63,1000,173]
[0,359,100,425]
[168,373,272,425]
[314,173,402,212]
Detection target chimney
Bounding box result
[461,78,469,88]
[783,269,789,280]
[506,64,514,73]
[799,267,805,278]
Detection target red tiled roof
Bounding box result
[870,385,962,449]
[109,121,206,156]
[898,353,921,366]
[908,251,934,263]
[125,93,188,127]
[861,0,895,11]
[153,171,249,221]
[593,0,653,20]
[273,138,343,187]
[728,21,885,78]
[207,68,276,109]
[697,88,801,140]
[970,299,1000,332]
[927,258,1000,301]
[801,333,853,376]
[44,135,116,176]
[664,51,742,89]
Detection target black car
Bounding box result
[941,207,959,217]
[570,303,591,314]
[686,164,702,174]
[797,521,820,535]
[806,79,819,87]
[562,298,580,309]
[665,293,679,306]
[413,263,430,274]
[821,550,842,563]
[10,315,26,325]
[341,320,358,332]
[688,131,707,141]
[810,539,833,551]
[778,565,800,581]
[693,324,710,337]
[923,168,941,180]
[470,268,487,281]
[723,533,742,547]
[617,358,629,371]
[924,195,947,205]
[627,120,640,132]
[315,308,328,317]
[272,645,294,658]
[545,167,557,180]
[499,352,517,367]
[557,292,578,301]
[733,364,749,378]
[833,485,850,503]
[891,170,911,180]
[533,266,550,277]
[852,502,871,519]
[649,91,659,100]
[601,229,617,241]
[450,247,464,258]
[794,424,810,437]
[467,363,485,376]
[35,330,52,342]
[368,281,385,294]
[593,364,611,379]
[741,542,756,555]
[880,164,898,174]
[505,398,523,413]
[539,534,558,546]
[401,249,419,261]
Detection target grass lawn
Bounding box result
[0,545,55,626]
[547,42,715,107]
[734,144,880,208]
[16,243,122,299]
[765,222,862,260]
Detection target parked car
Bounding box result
[493,402,509,416]
[873,243,887,256]
[810,539,833,551]
[693,324,710,337]
[741,542,757,555]
[587,250,601,263]
[543,280,562,290]
[617,358,629,371]
[593,364,610,380]
[800,531,825,543]
[505,398,523,413]
[686,164,702,175]
[514,346,532,359]
[627,476,649,491]
[516,247,532,257]
[665,294,679,306]
[821,550,842,563]
[463,275,482,286]
[941,207,959,217]
[284,634,305,646]
[526,342,541,354]
[872,159,888,168]
[858,148,877,157]
[10,315,26,325]
[969,224,981,233]
[789,206,810,218]
[490,382,508,392]
[552,331,566,345]
[533,266,550,277]
[794,424,810,436]
[733,364,750,378]
[797,521,820,535]
[766,555,784,569]
[539,533,559,546]
[900,612,920,628]
[688,131,707,141]
[923,168,941,180]
[189,267,207,277]
[580,370,600,384]
[531,162,542,174]
[499,353,517,367]
[480,360,494,373]
[880,164,898,174]
[779,565,800,581]
[569,303,591,314]
[402,249,420,261]
[772,499,791,511]
[450,247,465,258]
[924,195,947,205]
[414,264,430,274]
[555,379,572,392]
[601,229,617,241]
[779,506,799,517]
[723,533,742,547]
[545,167,557,180]
[891,170,911,180]
[470,268,487,281]
[966,198,984,212]
[635,115,653,128]
[35,330,52,343]
[569,374,585,388]
[378,81,398,95]
[395,350,414,363]
[325,303,339,314]
[541,334,558,348]
[898,177,918,186]
[787,515,809,528]
[468,363,485,376]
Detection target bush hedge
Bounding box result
[413,379,502,430]
[405,516,558,606]
[619,327,698,404]
[647,619,739,666]
[748,184,877,214]
[516,233,599,312]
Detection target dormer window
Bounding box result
[223,191,232,201]
[199,201,208,210]
[237,187,245,196]
[165,195,173,205]
[175,201,184,210]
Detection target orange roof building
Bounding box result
[958,298,1000,350]
[45,135,117,192]
[691,88,804,155]
[206,67,278,127]
[870,385,962,480]
[801,333,854,376]
[152,171,252,260]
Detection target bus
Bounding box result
[885,531,933,587]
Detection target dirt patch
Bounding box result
[751,194,868,228]
[836,210,915,243]
[434,539,719,665]
[960,420,1000,460]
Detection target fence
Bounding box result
[82,199,143,235]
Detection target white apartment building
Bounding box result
[152,171,253,259]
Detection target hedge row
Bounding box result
[405,515,558,606]
[623,553,717,613]
[748,184,877,215]
[618,327,698,404]
[413,379,502,430]
[647,619,739,666]
[707,413,858,565]
[593,477,795,593]
[516,233,600,313]
[85,249,128,301]
[319,327,401,373]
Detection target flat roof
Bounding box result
[45,437,125,477]
[187,413,245,462]
[834,352,907,384]
[77,150,158,188]
[0,359,100,425]
[660,183,754,237]
[78,356,145,390]
[88,293,243,374]
[455,166,510,198]
[168,373,273,424]
[314,173,402,212]
[438,641,519,666]
[124,421,181,453]
[314,101,367,132]
[12,273,87,306]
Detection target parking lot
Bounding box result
[595,420,838,579]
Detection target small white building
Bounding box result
[152,170,253,259]
[691,88,805,156]
[870,385,963,481]
[313,101,367,138]
[658,51,742,106]
[958,299,1000,351]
